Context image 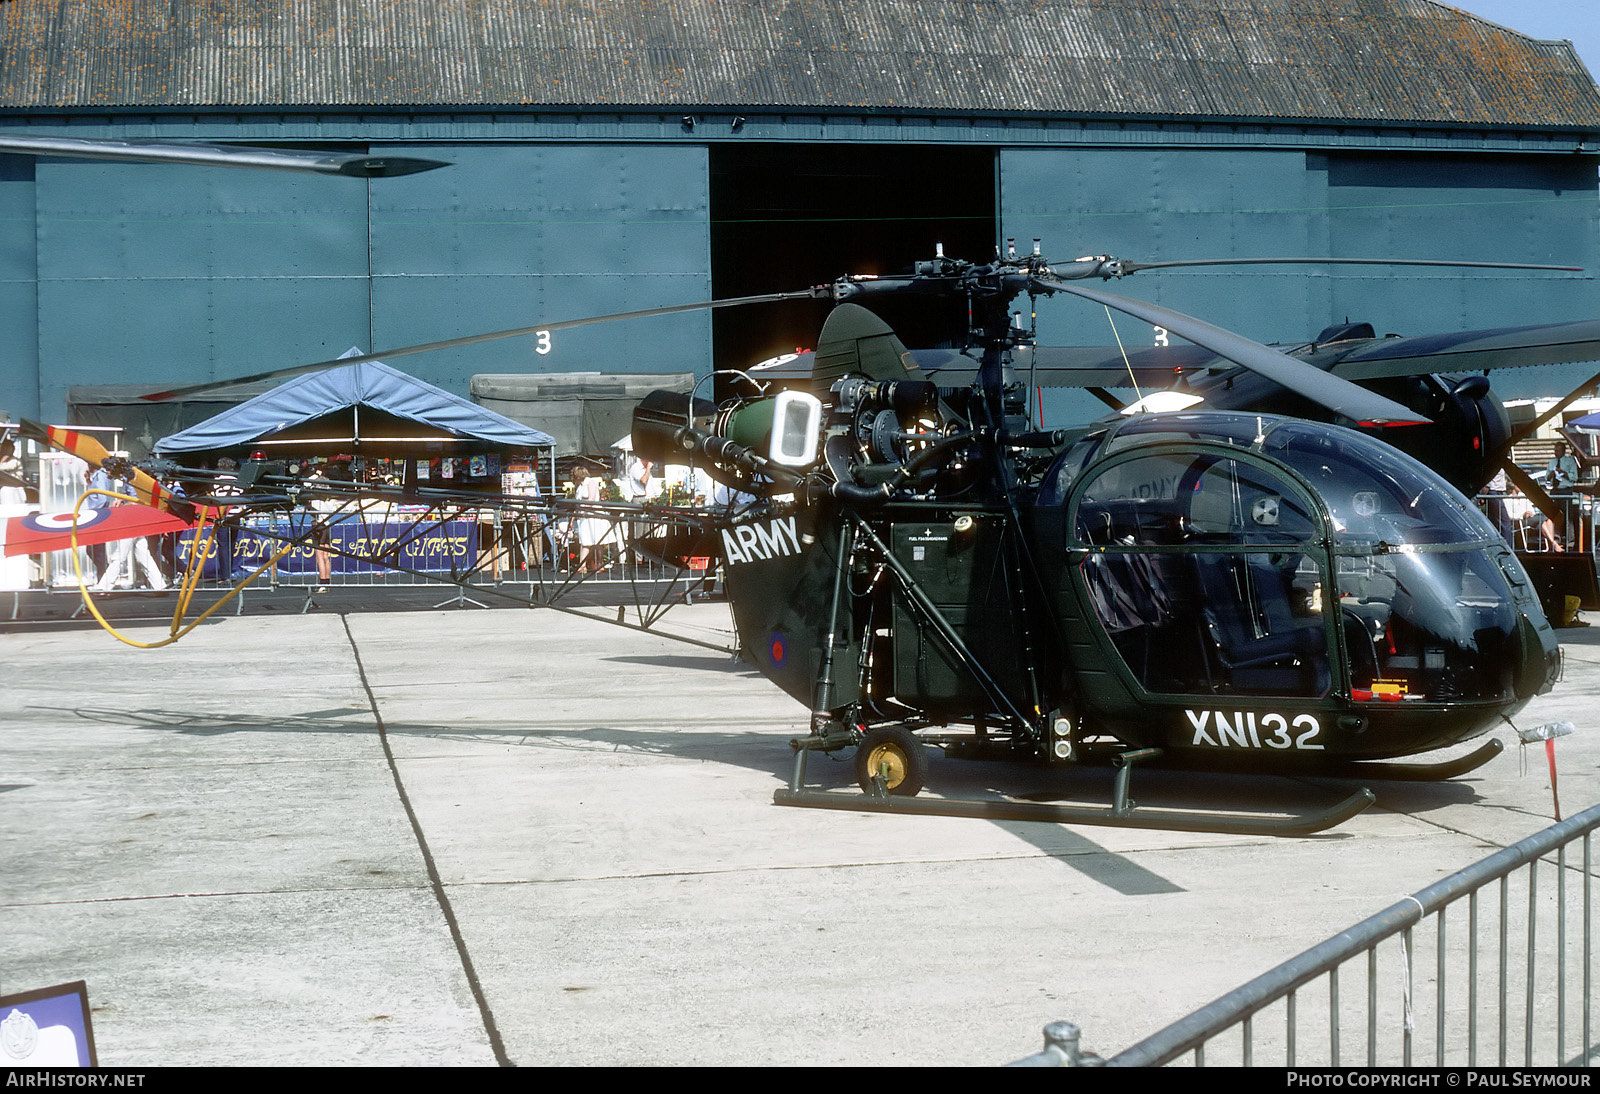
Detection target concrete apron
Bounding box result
[3,607,1597,1065]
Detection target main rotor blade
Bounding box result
[140,289,823,402]
[1012,344,1223,387]
[1116,257,1582,274]
[0,135,449,177]
[1030,276,1429,426]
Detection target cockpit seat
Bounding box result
[1195,553,1329,695]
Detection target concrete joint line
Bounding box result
[340,614,513,1067]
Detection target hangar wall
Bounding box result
[999,143,1599,416]
[1,121,1596,425]
[2,140,713,424]
[1000,146,1600,347]
[0,154,37,424]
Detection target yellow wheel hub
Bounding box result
[865,743,908,788]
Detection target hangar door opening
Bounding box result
[709,144,997,375]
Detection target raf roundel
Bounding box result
[22,509,112,534]
[769,631,787,669]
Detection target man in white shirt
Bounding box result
[1546,441,1580,492]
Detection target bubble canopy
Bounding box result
[1042,413,1546,708]
[1065,412,1498,548]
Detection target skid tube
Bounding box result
[773,741,1376,837]
[1319,737,1503,781]
[1120,737,1506,783]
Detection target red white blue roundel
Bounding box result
[21,509,113,533]
[4,504,191,558]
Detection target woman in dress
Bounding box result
[572,467,612,573]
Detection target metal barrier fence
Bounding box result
[164,508,714,592]
[1012,804,1600,1067]
[1477,490,1595,555]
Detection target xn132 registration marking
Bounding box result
[1185,709,1324,750]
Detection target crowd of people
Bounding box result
[499,455,740,576]
[1482,439,1592,553]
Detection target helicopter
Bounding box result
[7,245,1579,835]
[0,137,1583,834]
[619,245,1572,835]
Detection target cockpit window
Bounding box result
[1037,431,1104,508]
[1336,549,1521,701]
[1261,422,1495,548]
[1066,413,1533,705]
[1073,452,1317,547]
[1080,545,1331,697]
[1073,450,1330,697]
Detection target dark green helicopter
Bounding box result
[12,136,1578,835]
[104,237,1588,837]
[630,246,1573,835]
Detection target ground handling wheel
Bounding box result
[854,726,929,797]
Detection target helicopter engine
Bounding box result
[818,376,966,493]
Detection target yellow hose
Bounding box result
[68,490,297,648]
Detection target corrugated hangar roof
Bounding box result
[3,0,1598,128]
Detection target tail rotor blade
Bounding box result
[20,420,195,522]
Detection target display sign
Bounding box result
[0,981,98,1067]
[179,513,480,579]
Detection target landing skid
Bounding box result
[1316,738,1504,782]
[773,784,1376,836]
[1054,737,1505,784]
[774,741,1375,837]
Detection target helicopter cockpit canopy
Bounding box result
[1044,413,1549,707]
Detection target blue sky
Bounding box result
[1446,1,1600,73]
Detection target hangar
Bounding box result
[1,0,1598,429]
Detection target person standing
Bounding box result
[0,439,33,589]
[1545,440,1582,549]
[1480,467,1519,547]
[307,464,338,592]
[1546,441,1580,493]
[572,467,612,573]
[0,439,22,504]
[619,455,654,565]
[93,466,168,591]
[83,460,115,579]
[621,455,653,502]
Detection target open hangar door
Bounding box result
[709,144,997,377]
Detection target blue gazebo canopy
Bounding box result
[156,357,555,455]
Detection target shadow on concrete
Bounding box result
[35,701,1496,821]
[34,701,1514,896]
[602,653,764,677]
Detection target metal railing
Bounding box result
[1477,490,1595,556]
[1012,804,1600,1067]
[164,506,716,591]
